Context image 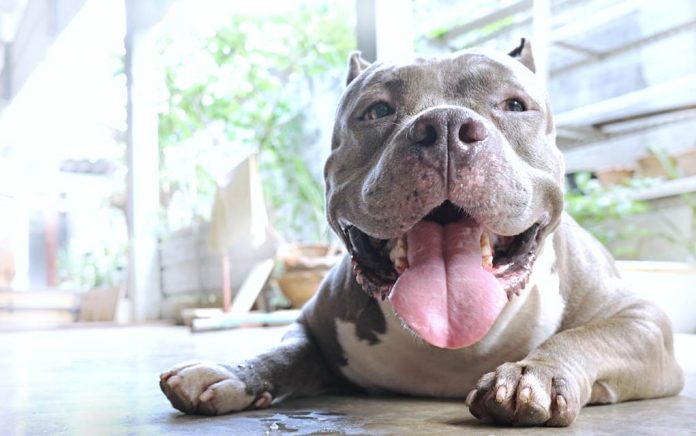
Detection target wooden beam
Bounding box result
[552,19,696,75]
[550,0,639,43]
[555,75,696,128]
[440,0,533,42]
[553,41,601,59]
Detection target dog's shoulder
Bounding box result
[552,213,637,328]
[299,254,386,368]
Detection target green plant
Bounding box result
[415,13,514,52]
[58,241,126,290]
[565,172,653,258]
[646,146,696,259]
[158,3,354,242]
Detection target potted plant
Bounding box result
[675,147,696,177]
[276,243,342,308]
[58,241,127,322]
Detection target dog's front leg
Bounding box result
[160,322,339,415]
[466,300,684,427]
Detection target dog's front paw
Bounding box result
[465,361,579,427]
[159,361,273,415]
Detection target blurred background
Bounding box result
[0,0,694,332]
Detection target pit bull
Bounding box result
[160,39,684,426]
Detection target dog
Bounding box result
[160,39,684,427]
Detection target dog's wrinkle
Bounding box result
[383,77,406,96]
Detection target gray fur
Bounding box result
[160,41,683,427]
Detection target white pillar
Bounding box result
[374,0,413,62]
[356,0,414,63]
[124,0,173,321]
[532,0,551,86]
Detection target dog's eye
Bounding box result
[364,102,395,120]
[504,98,526,112]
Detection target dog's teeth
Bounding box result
[355,272,364,286]
[481,231,493,269]
[389,236,409,273]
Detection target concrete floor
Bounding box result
[1,325,695,435]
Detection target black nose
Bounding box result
[408,109,488,148]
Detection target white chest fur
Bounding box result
[335,242,565,397]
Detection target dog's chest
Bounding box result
[334,243,564,397]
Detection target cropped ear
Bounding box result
[508,38,536,73]
[346,51,371,85]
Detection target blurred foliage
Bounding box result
[58,241,126,290]
[646,146,696,259]
[158,3,354,241]
[567,152,696,261]
[415,11,514,52]
[565,172,653,258]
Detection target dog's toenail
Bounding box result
[465,389,478,407]
[496,386,507,403]
[199,389,214,402]
[519,386,531,403]
[254,392,273,408]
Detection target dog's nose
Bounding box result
[458,119,488,143]
[408,110,488,148]
[409,119,440,147]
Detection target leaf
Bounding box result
[157,3,354,241]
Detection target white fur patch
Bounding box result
[201,375,256,413]
[335,238,565,397]
[166,362,256,413]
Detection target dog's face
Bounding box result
[325,41,565,349]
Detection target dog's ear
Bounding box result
[347,51,371,85]
[508,38,536,73]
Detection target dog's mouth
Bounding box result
[343,200,544,349]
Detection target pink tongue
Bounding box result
[390,220,506,349]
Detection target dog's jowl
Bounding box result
[160,39,684,427]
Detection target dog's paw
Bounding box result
[159,361,273,415]
[465,361,579,427]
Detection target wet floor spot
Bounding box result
[267,421,298,433]
[258,411,361,435]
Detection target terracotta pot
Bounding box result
[277,243,341,270]
[276,243,342,308]
[277,270,326,308]
[675,148,696,177]
[0,239,15,289]
[596,166,635,187]
[79,287,121,322]
[636,155,669,179]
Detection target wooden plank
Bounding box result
[555,75,696,129]
[161,256,274,296]
[0,290,80,309]
[190,309,300,332]
[627,176,696,202]
[229,259,275,315]
[441,0,532,41]
[551,19,696,76]
[550,1,639,43]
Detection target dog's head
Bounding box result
[324,40,564,349]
